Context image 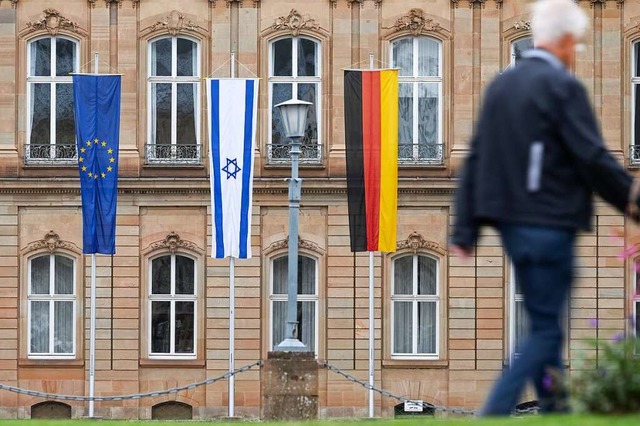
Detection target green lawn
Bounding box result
[1,416,640,426]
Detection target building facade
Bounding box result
[0,0,639,419]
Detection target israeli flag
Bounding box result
[207,78,259,259]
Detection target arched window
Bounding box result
[270,254,318,353]
[268,36,321,164]
[632,40,640,163]
[147,36,201,164]
[391,253,439,357]
[148,253,197,357]
[511,36,533,67]
[28,253,76,357]
[26,36,79,164]
[391,36,443,164]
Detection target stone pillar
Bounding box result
[261,351,318,420]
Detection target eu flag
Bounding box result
[72,75,121,254]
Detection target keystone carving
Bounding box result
[513,20,531,31]
[141,10,206,36]
[149,232,200,254]
[384,9,440,36]
[396,232,444,254]
[26,231,78,253]
[272,9,321,37]
[25,9,85,36]
[265,236,322,254]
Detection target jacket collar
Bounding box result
[521,48,565,70]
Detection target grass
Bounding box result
[1,415,640,426]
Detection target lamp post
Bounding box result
[274,98,312,351]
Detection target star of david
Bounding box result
[221,158,241,180]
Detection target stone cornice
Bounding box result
[450,0,503,8]
[209,0,261,6]
[330,0,383,7]
[88,0,123,7]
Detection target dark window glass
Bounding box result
[175,255,194,295]
[151,301,171,353]
[152,38,172,77]
[177,38,196,77]
[297,38,316,77]
[56,38,75,76]
[175,301,194,353]
[30,38,51,76]
[152,256,171,294]
[273,38,292,76]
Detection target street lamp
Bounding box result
[274,98,312,352]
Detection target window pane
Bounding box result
[418,256,437,295]
[513,37,534,66]
[31,256,50,294]
[418,301,436,353]
[271,83,293,145]
[272,38,293,76]
[30,38,51,76]
[636,265,640,294]
[398,83,413,147]
[635,85,640,147]
[393,256,412,295]
[515,300,529,356]
[175,255,194,295]
[299,301,315,352]
[418,83,439,146]
[176,83,197,145]
[56,83,76,146]
[392,38,413,77]
[56,38,76,76]
[299,256,315,295]
[54,301,73,354]
[635,301,639,354]
[393,301,412,353]
[30,83,51,146]
[31,301,50,353]
[298,83,318,146]
[176,38,196,77]
[272,256,287,294]
[297,38,317,77]
[418,38,439,77]
[175,301,194,353]
[151,301,171,353]
[272,300,286,349]
[151,256,171,294]
[152,38,172,76]
[152,83,172,146]
[54,255,73,295]
[636,42,640,78]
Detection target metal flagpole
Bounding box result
[228,50,236,419]
[88,52,99,418]
[367,52,375,419]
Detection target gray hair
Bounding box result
[531,0,589,47]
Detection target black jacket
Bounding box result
[452,49,634,248]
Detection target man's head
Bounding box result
[531,0,589,67]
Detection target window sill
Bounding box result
[139,358,205,368]
[19,358,84,368]
[398,163,446,169]
[382,359,448,369]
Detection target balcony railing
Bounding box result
[24,144,78,166]
[398,143,444,165]
[266,143,323,166]
[631,145,640,165]
[145,144,202,165]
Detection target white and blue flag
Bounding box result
[207,78,259,259]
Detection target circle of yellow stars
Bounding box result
[78,138,115,180]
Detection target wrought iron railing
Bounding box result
[266,143,323,165]
[24,144,78,165]
[145,144,202,165]
[631,145,640,165]
[398,143,444,165]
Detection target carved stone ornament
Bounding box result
[25,9,84,36]
[588,0,624,7]
[513,20,531,31]
[88,0,123,7]
[396,232,443,253]
[26,231,77,253]
[272,9,320,37]
[149,232,200,254]
[451,0,503,8]
[132,0,139,7]
[265,236,322,254]
[209,0,261,6]
[330,0,382,6]
[384,9,440,36]
[142,10,206,36]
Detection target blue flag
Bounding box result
[72,75,121,254]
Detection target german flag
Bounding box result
[344,69,398,253]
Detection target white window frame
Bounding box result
[508,263,526,363]
[269,254,319,354]
[632,40,640,164]
[391,253,440,359]
[148,253,198,359]
[267,36,322,164]
[146,35,201,163]
[27,253,77,359]
[390,36,443,164]
[633,258,640,354]
[26,36,79,162]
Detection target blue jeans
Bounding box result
[481,224,575,416]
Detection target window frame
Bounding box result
[633,258,640,354]
[390,35,443,165]
[267,35,323,165]
[632,40,640,164]
[390,252,440,359]
[25,35,80,164]
[146,35,202,165]
[147,252,198,360]
[27,253,77,359]
[268,253,319,354]
[510,36,534,67]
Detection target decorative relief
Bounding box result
[396,232,444,254]
[451,0,502,8]
[330,0,382,6]
[513,20,531,31]
[148,232,201,254]
[272,9,322,37]
[209,0,261,6]
[383,9,440,36]
[264,236,323,254]
[588,0,624,7]
[24,9,85,36]
[141,10,207,36]
[26,231,78,253]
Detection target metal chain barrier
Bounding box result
[319,360,539,416]
[0,360,261,402]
